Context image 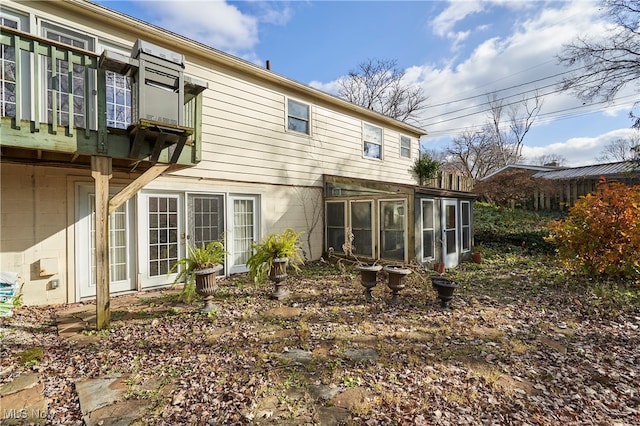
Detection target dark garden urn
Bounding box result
[431,275,460,309]
[269,257,289,300]
[195,264,224,312]
[383,266,412,304]
[356,264,382,301]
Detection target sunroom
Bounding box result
[324,175,476,269]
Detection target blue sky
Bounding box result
[98,0,638,166]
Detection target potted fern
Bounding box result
[246,228,304,300]
[171,240,227,312]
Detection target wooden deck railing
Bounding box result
[423,171,475,192]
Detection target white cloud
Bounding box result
[522,128,638,166]
[145,1,258,53]
[129,0,293,57]
[416,1,617,146]
[308,79,340,94]
[430,0,485,37]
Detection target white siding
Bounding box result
[0,0,423,305]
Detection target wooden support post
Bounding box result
[92,155,112,330]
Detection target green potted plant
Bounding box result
[171,240,227,312]
[246,228,304,300]
[410,153,440,186]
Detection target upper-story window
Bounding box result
[43,23,93,128]
[400,135,411,158]
[287,98,310,134]
[1,9,28,118]
[363,123,382,160]
[42,22,132,130]
[100,41,132,129]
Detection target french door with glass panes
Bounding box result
[138,193,183,289]
[421,199,436,261]
[187,194,225,272]
[228,195,259,274]
[77,185,136,299]
[442,199,459,268]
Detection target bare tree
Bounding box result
[597,132,640,161]
[337,59,428,125]
[446,94,542,181]
[558,0,640,127]
[447,130,503,181]
[486,93,543,165]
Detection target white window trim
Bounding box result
[286,97,311,136]
[461,200,472,253]
[39,19,97,129]
[421,199,436,261]
[400,135,412,158]
[362,122,383,160]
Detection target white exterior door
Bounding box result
[442,199,459,268]
[138,193,184,289]
[187,194,225,273]
[228,195,258,274]
[76,185,136,299]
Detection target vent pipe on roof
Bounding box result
[266,60,271,70]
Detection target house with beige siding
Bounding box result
[0,0,474,310]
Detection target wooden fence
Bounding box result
[423,171,475,192]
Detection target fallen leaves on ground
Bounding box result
[1,252,639,425]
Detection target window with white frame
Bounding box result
[105,71,132,129]
[363,123,382,159]
[287,98,310,134]
[400,135,411,158]
[1,9,28,118]
[461,201,471,252]
[101,38,132,129]
[43,23,93,128]
[421,199,435,260]
[0,16,18,117]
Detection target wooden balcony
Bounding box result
[0,26,201,172]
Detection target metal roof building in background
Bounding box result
[533,161,639,180]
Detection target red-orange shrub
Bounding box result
[546,180,640,279]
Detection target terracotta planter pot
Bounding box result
[471,252,482,264]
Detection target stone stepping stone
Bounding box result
[308,384,340,401]
[280,348,313,364]
[75,375,129,416]
[0,373,48,425]
[82,399,151,426]
[316,406,351,426]
[343,348,378,362]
